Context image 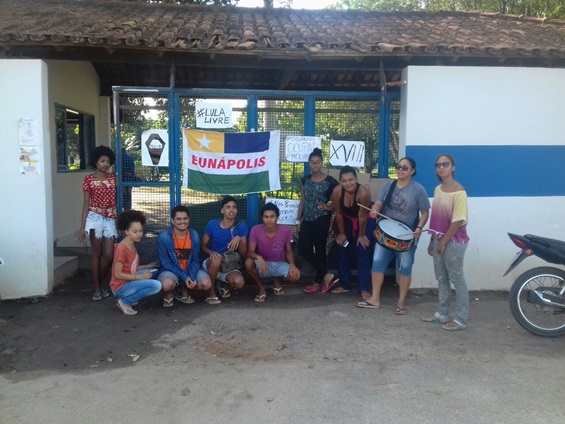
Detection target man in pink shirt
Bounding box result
[245,203,301,303]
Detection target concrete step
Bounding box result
[54,256,78,286]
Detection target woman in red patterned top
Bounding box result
[79,146,118,300]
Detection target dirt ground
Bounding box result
[1,263,565,423]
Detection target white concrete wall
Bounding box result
[401,66,565,290]
[0,60,53,298]
[46,60,110,246]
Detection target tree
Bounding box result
[330,0,565,19]
[130,0,240,6]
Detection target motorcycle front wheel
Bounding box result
[509,266,565,337]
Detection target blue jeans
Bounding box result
[337,217,375,293]
[432,238,469,326]
[372,241,417,275]
[113,274,162,305]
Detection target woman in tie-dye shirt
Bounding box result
[422,154,470,331]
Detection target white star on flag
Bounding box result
[197,134,212,150]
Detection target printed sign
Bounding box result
[141,129,169,167]
[265,198,300,225]
[285,136,322,162]
[329,140,365,167]
[195,102,232,129]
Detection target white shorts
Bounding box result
[85,211,117,239]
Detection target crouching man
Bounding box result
[201,196,248,299]
[245,202,300,303]
[156,205,219,306]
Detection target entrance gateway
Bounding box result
[112,87,400,256]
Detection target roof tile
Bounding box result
[1,0,564,61]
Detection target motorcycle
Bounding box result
[504,233,565,337]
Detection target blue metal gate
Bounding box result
[112,87,399,255]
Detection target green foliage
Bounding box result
[134,0,239,5]
[330,0,565,18]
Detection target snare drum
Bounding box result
[374,219,414,252]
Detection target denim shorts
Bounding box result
[202,258,242,283]
[157,269,209,286]
[254,260,290,278]
[85,211,117,239]
[372,242,417,276]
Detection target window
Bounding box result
[55,104,95,171]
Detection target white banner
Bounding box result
[195,102,232,128]
[329,140,365,167]
[285,136,321,162]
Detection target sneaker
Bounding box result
[116,299,137,316]
[92,289,111,301]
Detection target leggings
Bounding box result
[298,215,331,284]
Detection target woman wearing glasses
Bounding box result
[356,157,430,314]
[422,154,469,331]
[298,148,340,294]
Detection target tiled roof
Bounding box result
[1,0,565,60]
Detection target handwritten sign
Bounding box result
[196,102,232,129]
[265,198,300,225]
[285,136,321,163]
[329,140,365,167]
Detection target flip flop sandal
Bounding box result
[421,316,448,324]
[273,287,285,296]
[175,295,195,304]
[303,285,321,294]
[254,294,267,303]
[205,296,222,305]
[321,277,340,293]
[116,300,137,316]
[356,300,380,309]
[394,306,407,315]
[217,286,231,299]
[442,322,467,331]
[331,287,350,294]
[163,297,174,308]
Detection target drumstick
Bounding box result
[397,229,428,237]
[356,203,398,222]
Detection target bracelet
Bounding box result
[416,226,423,229]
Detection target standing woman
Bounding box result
[79,146,117,300]
[422,154,470,331]
[330,166,376,298]
[357,157,430,313]
[298,148,339,294]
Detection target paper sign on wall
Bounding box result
[195,102,232,129]
[265,198,300,225]
[285,136,322,162]
[329,140,365,167]
[141,129,169,167]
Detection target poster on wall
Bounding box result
[265,198,300,225]
[195,102,232,129]
[329,140,365,168]
[19,146,41,175]
[182,129,281,195]
[18,118,40,146]
[141,129,169,167]
[285,136,321,162]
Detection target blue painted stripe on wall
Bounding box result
[406,145,565,197]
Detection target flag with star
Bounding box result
[182,129,281,194]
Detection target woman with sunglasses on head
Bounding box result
[422,154,469,331]
[357,157,430,314]
[298,148,340,294]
